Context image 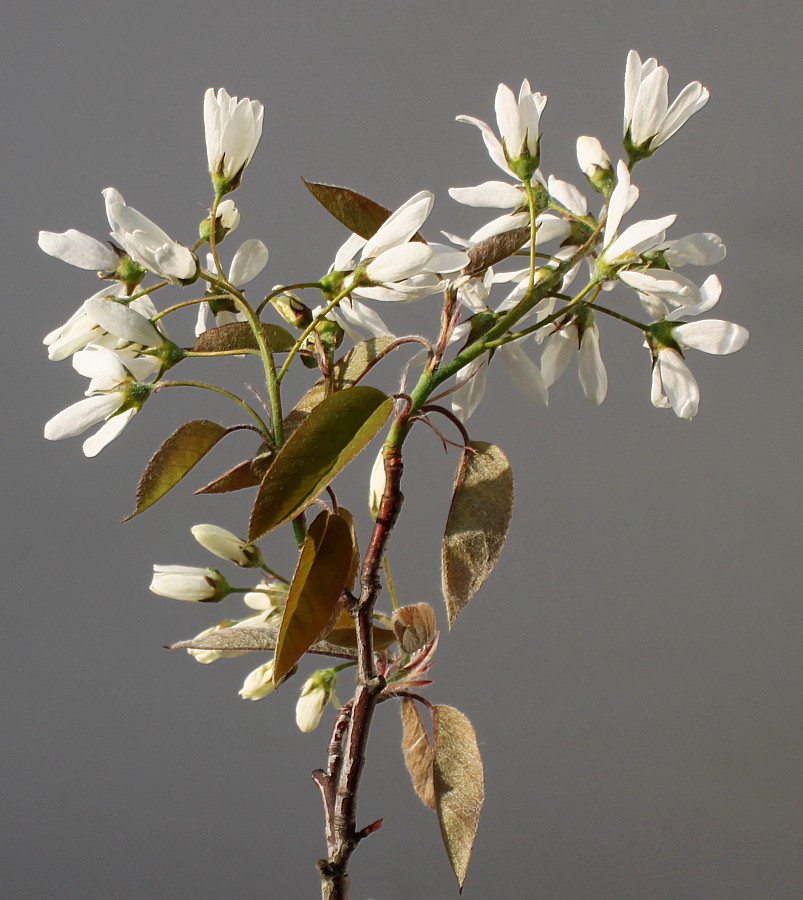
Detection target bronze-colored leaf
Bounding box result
[324,608,397,651]
[330,336,397,389]
[273,511,354,682]
[195,445,273,494]
[464,227,530,277]
[433,705,484,890]
[392,603,437,653]
[123,419,228,520]
[335,507,361,591]
[191,321,295,354]
[401,698,436,810]
[442,441,513,627]
[249,386,393,542]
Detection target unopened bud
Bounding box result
[191,523,262,567]
[272,291,313,329]
[392,603,437,653]
[296,670,338,732]
[149,565,230,602]
[576,136,614,194]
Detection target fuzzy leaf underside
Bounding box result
[441,441,514,627]
[192,322,295,354]
[464,227,530,276]
[433,704,484,890]
[401,698,436,810]
[124,419,228,520]
[169,626,356,659]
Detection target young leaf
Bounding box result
[192,321,295,354]
[330,336,397,389]
[169,625,360,659]
[302,180,394,240]
[273,510,354,682]
[123,420,228,520]
[335,507,361,590]
[441,441,513,627]
[324,608,397,651]
[249,386,393,542]
[195,445,273,494]
[433,705,484,890]
[400,698,436,810]
[464,227,530,277]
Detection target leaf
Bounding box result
[433,705,484,890]
[249,386,393,541]
[123,419,228,520]
[192,321,295,354]
[168,625,359,659]
[273,511,354,682]
[302,180,394,240]
[324,609,397,652]
[441,441,513,627]
[464,227,530,277]
[330,336,397,389]
[195,445,273,494]
[400,699,436,810]
[335,507,361,591]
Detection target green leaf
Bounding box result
[273,510,354,682]
[192,321,295,354]
[123,420,228,520]
[441,441,514,627]
[400,698,436,810]
[302,180,394,240]
[249,386,393,541]
[464,227,530,277]
[195,444,273,494]
[433,705,484,891]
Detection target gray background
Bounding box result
[3,1,801,897]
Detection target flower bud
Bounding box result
[368,449,386,518]
[295,670,338,732]
[576,136,614,194]
[190,524,261,567]
[271,291,313,329]
[149,565,230,602]
[239,659,277,701]
[198,199,240,244]
[392,603,437,653]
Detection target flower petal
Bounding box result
[38,230,118,270]
[673,320,749,355]
[228,239,269,285]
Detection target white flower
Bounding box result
[596,162,675,286]
[576,136,613,182]
[646,274,749,419]
[84,295,166,349]
[103,188,198,283]
[195,240,269,335]
[540,316,607,405]
[149,564,229,602]
[295,672,338,733]
[657,232,726,267]
[191,524,259,566]
[456,80,546,178]
[448,272,548,420]
[215,199,241,233]
[624,50,709,154]
[204,88,264,191]
[43,345,153,456]
[239,660,277,701]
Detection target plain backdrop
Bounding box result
[3,1,802,898]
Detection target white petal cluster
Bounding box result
[43,345,153,456]
[295,672,338,733]
[541,319,607,405]
[104,188,198,283]
[456,80,546,177]
[624,50,709,152]
[149,565,227,602]
[204,88,264,189]
[647,275,749,419]
[191,524,258,567]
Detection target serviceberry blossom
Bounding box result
[624,50,709,158]
[576,136,613,191]
[296,671,338,733]
[645,274,748,419]
[196,239,269,335]
[43,345,156,456]
[540,311,607,405]
[204,88,264,194]
[191,523,261,567]
[456,80,546,179]
[448,269,548,420]
[104,188,198,283]
[239,660,278,700]
[149,565,230,602]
